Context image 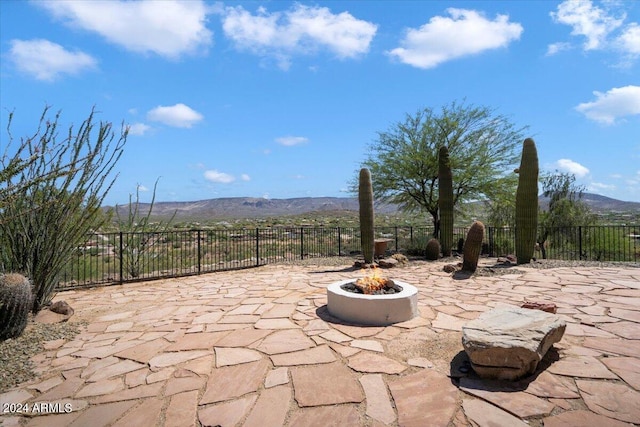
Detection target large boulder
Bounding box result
[462,305,566,380]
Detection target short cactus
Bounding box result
[0,273,33,341]
[515,138,539,264]
[462,221,485,273]
[358,168,375,264]
[425,238,441,261]
[438,146,454,257]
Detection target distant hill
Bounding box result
[106,197,400,221]
[105,193,640,221]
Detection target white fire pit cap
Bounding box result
[326,279,418,326]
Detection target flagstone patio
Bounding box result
[1,259,639,426]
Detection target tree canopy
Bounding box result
[361,101,527,233]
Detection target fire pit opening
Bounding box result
[341,278,403,295]
[326,269,418,326]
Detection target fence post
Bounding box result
[578,226,583,260]
[256,228,260,266]
[300,227,304,260]
[395,226,398,252]
[410,226,413,246]
[197,230,202,274]
[337,227,342,257]
[119,231,123,284]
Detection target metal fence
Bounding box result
[58,225,640,289]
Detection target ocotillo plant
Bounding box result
[0,273,32,341]
[515,138,539,264]
[359,168,375,264]
[438,146,454,257]
[462,221,485,273]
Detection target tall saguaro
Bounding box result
[438,146,454,257]
[515,138,539,264]
[359,168,375,264]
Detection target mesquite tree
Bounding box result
[0,107,127,312]
[361,100,526,236]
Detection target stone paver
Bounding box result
[359,374,396,425]
[200,358,269,404]
[3,260,638,427]
[291,362,364,407]
[462,398,529,427]
[388,369,458,427]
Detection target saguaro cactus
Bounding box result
[515,138,539,264]
[438,146,454,257]
[462,221,485,273]
[359,168,375,264]
[0,273,32,341]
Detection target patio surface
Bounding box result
[1,259,639,427]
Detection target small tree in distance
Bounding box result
[537,172,597,259]
[361,100,527,236]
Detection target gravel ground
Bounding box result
[277,255,640,272]
[1,256,636,394]
[0,320,83,393]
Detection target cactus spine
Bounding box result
[358,168,375,264]
[438,146,454,257]
[0,273,33,341]
[426,238,441,260]
[515,138,539,264]
[462,221,485,273]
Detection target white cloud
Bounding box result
[220,4,377,69]
[617,22,640,55]
[147,103,203,128]
[241,174,251,181]
[556,159,590,178]
[550,0,623,50]
[575,85,640,124]
[8,39,97,81]
[387,8,523,69]
[137,184,149,192]
[275,136,308,146]
[204,170,235,183]
[37,0,212,59]
[127,122,151,136]
[550,0,640,63]
[546,41,572,56]
[588,182,615,191]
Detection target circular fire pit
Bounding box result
[326,279,418,326]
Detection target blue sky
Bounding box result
[1,0,639,206]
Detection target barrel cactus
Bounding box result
[426,238,441,261]
[462,221,485,273]
[358,168,375,264]
[438,146,454,257]
[0,273,33,341]
[515,138,539,265]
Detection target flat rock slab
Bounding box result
[462,305,566,380]
[460,377,556,418]
[388,369,457,427]
[200,358,269,404]
[576,379,640,424]
[291,362,364,407]
[287,405,361,427]
[462,398,529,427]
[543,409,632,427]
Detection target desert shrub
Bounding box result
[0,107,126,312]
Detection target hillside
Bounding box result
[106,197,400,221]
[105,193,640,223]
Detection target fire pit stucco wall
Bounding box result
[326,279,418,326]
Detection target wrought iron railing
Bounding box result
[58,225,640,289]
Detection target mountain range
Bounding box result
[107,193,640,221]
